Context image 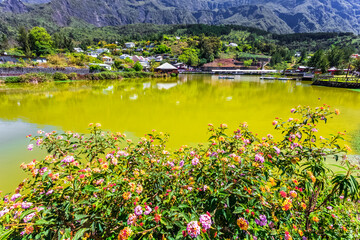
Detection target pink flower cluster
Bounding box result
[134,205,143,216]
[10,194,21,202]
[127,213,137,226]
[187,221,201,238]
[61,156,75,163]
[144,205,152,215]
[23,213,36,223]
[192,157,199,166]
[21,202,33,209]
[255,154,264,163]
[0,208,9,217]
[199,213,212,230]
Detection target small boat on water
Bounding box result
[278,77,292,80]
[218,76,235,79]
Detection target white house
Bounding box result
[120,54,132,60]
[174,62,188,69]
[96,48,110,54]
[35,58,47,63]
[87,52,99,58]
[74,48,84,53]
[155,56,163,62]
[140,62,150,69]
[125,42,136,48]
[229,43,238,47]
[102,56,113,64]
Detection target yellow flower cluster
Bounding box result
[237,218,249,230]
[282,198,292,211]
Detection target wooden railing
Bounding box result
[312,76,360,88]
[316,76,360,83]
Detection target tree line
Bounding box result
[17,26,74,57]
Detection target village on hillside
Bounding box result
[1,27,360,85]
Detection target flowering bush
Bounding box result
[0,105,359,239]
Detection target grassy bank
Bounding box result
[3,71,177,83]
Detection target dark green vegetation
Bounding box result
[308,47,354,72]
[1,0,360,34]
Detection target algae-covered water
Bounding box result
[0,74,359,192]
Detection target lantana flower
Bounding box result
[187,221,201,238]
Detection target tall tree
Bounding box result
[53,33,74,52]
[327,46,354,68]
[80,39,91,51]
[327,47,343,68]
[63,36,74,52]
[28,27,54,56]
[0,34,8,53]
[53,32,63,49]
[299,49,307,63]
[309,49,329,72]
[270,52,282,66]
[178,48,199,66]
[18,26,32,57]
[352,58,360,71]
[198,35,221,63]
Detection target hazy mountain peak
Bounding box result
[0,0,28,13]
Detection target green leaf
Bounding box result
[233,206,244,214]
[178,204,190,209]
[170,206,180,212]
[35,219,49,225]
[83,185,100,192]
[73,228,89,240]
[75,214,88,221]
[20,209,36,220]
[0,229,14,240]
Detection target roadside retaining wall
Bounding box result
[0,67,90,76]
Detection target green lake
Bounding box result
[0,74,359,193]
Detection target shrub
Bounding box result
[0,106,359,240]
[89,65,106,73]
[18,73,52,83]
[4,76,20,83]
[53,72,69,81]
[133,61,143,72]
[47,55,68,67]
[67,72,78,80]
[98,72,121,80]
[154,44,171,54]
[123,67,135,72]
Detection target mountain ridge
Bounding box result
[0,0,359,34]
